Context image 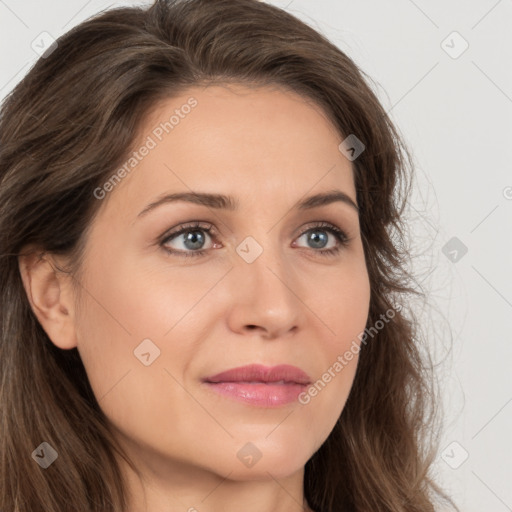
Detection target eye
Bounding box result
[160,222,217,258]
[159,221,350,259]
[293,222,350,256]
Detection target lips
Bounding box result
[203,364,312,385]
[202,364,312,407]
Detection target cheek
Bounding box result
[71,254,167,406]
[295,256,370,436]
[72,252,224,420]
[83,252,229,341]
[74,250,198,353]
[305,251,371,348]
[72,270,190,449]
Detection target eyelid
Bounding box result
[159,221,217,243]
[294,220,349,241]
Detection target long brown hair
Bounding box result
[0,1,457,510]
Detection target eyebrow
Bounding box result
[137,189,359,218]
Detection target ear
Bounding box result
[18,248,78,350]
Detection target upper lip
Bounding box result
[203,364,311,385]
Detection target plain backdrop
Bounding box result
[1,1,511,510]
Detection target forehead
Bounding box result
[100,83,356,215]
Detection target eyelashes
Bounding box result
[159,221,351,259]
[160,222,217,259]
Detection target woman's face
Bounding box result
[68,84,370,482]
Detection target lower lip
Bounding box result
[204,382,308,407]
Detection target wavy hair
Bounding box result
[0,0,457,510]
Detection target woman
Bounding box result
[0,0,458,510]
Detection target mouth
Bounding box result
[202,364,312,407]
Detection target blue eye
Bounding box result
[160,222,215,258]
[160,221,350,259]
[294,222,349,255]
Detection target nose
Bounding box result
[225,243,303,340]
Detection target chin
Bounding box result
[218,437,313,481]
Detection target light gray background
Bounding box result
[1,1,511,510]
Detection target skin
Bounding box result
[19,84,371,512]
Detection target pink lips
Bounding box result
[203,364,311,407]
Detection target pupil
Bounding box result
[309,230,327,248]
[185,230,204,250]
